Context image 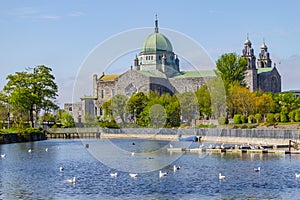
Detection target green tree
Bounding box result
[60,110,75,128]
[126,92,148,124]
[195,84,211,119]
[110,94,127,123]
[176,92,198,126]
[83,113,98,127]
[3,65,58,127]
[216,53,247,90]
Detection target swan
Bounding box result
[110,172,118,177]
[295,173,300,178]
[253,167,261,172]
[219,173,226,180]
[159,171,167,178]
[59,167,64,172]
[1,154,6,158]
[173,165,181,172]
[129,173,138,178]
[66,177,76,184]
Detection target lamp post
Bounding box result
[7,103,10,129]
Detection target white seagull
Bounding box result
[28,149,32,153]
[295,173,300,178]
[173,165,181,172]
[169,143,173,148]
[159,170,167,178]
[59,167,64,172]
[131,152,135,156]
[219,173,226,180]
[66,177,76,184]
[129,173,138,178]
[1,154,6,158]
[110,172,118,177]
[253,167,261,172]
[45,148,48,152]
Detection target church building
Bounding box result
[64,18,281,122]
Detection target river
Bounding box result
[1,139,300,199]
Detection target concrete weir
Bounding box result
[167,148,300,155]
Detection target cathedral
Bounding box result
[64,18,281,123]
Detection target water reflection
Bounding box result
[0,139,300,199]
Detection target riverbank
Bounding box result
[47,127,300,146]
[0,132,47,144]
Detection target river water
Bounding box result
[1,139,300,199]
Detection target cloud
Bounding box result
[68,11,85,17]
[5,7,39,17]
[39,15,60,20]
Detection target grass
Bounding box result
[0,128,18,133]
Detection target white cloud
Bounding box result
[8,7,39,16]
[68,11,85,17]
[39,15,60,20]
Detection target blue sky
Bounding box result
[0,0,299,106]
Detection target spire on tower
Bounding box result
[154,14,158,33]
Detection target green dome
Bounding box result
[141,33,173,53]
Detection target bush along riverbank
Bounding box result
[0,128,47,144]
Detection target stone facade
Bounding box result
[64,19,281,123]
[242,36,281,93]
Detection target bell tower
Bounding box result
[242,34,258,91]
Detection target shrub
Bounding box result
[266,113,275,124]
[295,109,300,122]
[255,113,262,123]
[280,108,289,123]
[248,115,255,123]
[241,115,248,123]
[218,117,228,125]
[274,113,281,122]
[289,111,296,122]
[233,114,242,124]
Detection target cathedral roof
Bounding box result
[99,74,120,81]
[258,67,273,74]
[141,16,173,53]
[174,70,216,78]
[141,33,173,53]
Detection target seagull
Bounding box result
[129,173,138,178]
[173,165,181,172]
[219,173,226,180]
[110,172,118,177]
[45,148,48,152]
[1,154,6,158]
[169,143,173,148]
[220,143,225,149]
[28,149,32,153]
[66,177,76,184]
[159,171,167,178]
[131,152,135,156]
[295,173,300,178]
[253,167,261,172]
[59,167,64,172]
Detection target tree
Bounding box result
[227,85,254,117]
[3,65,58,127]
[176,92,198,126]
[195,84,211,119]
[110,94,127,123]
[60,111,75,128]
[216,53,247,91]
[126,92,148,123]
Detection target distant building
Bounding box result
[242,36,281,93]
[64,18,282,122]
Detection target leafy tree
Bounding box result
[254,113,262,123]
[126,92,148,123]
[254,93,274,117]
[110,94,127,123]
[165,95,181,127]
[227,85,254,117]
[195,84,211,119]
[176,92,198,126]
[3,65,58,127]
[233,114,242,124]
[216,53,247,90]
[61,111,75,128]
[83,113,98,127]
